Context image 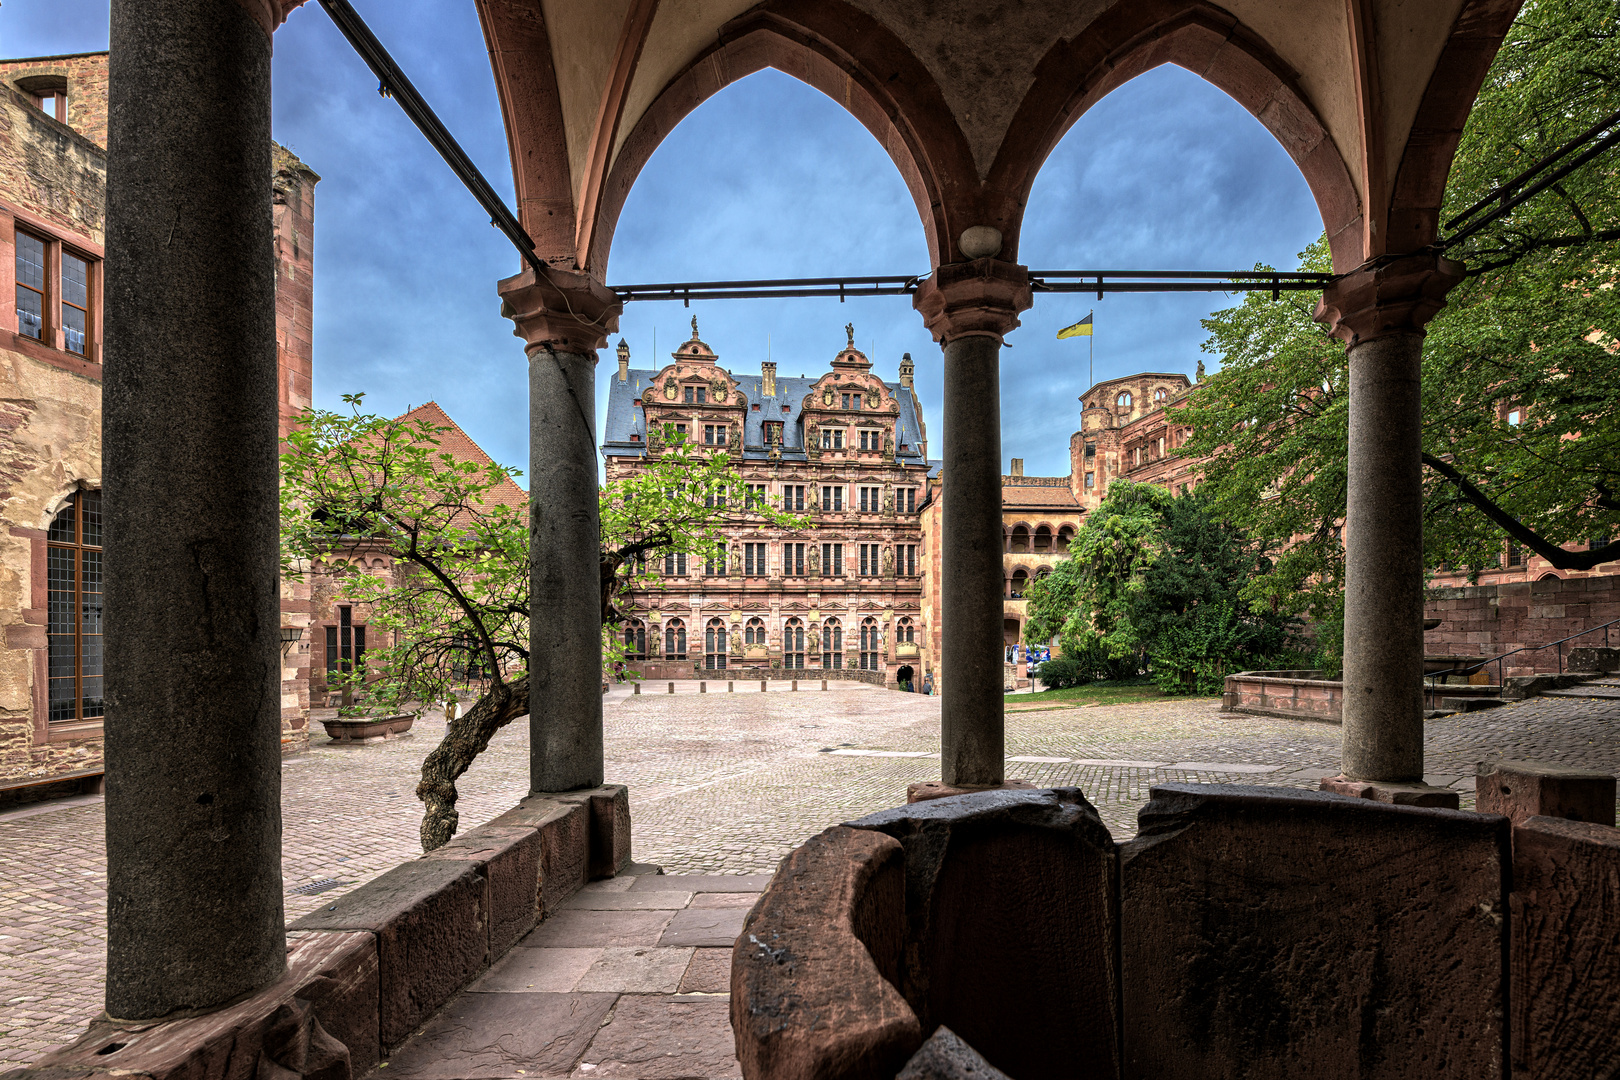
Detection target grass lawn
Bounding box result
[1006,678,1217,710]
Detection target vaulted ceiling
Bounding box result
[473,0,1521,277]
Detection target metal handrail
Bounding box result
[1457,617,1620,686]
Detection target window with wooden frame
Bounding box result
[325,605,366,679]
[47,490,103,724]
[16,229,97,358]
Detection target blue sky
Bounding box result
[13,0,1323,479]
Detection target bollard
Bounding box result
[700,681,706,693]
[822,679,828,691]
[728,681,734,692]
[633,683,640,695]
[761,680,768,692]
[792,679,798,691]
[668,682,675,694]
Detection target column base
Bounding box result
[1319,775,1459,809]
[908,779,1036,804]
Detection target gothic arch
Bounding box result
[993,2,1364,271]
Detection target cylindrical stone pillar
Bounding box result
[103,0,285,1019]
[940,335,1005,786]
[1341,331,1426,781]
[529,347,604,791]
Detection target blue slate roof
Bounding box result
[602,366,931,466]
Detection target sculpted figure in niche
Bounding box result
[883,484,894,513]
[807,627,820,653]
[729,421,740,448]
[883,433,894,457]
[883,546,894,575]
[808,546,820,574]
[731,629,743,653]
[648,625,662,657]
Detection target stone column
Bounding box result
[102,0,287,1019]
[1316,255,1462,788]
[914,259,1032,787]
[501,266,622,792]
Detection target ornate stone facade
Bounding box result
[603,324,934,682]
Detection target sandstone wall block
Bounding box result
[1120,783,1508,1080]
[848,788,1119,1080]
[1475,761,1616,828]
[1511,815,1620,1080]
[290,859,487,1050]
[731,825,918,1080]
[422,824,542,959]
[489,796,591,915]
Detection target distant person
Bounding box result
[922,671,935,695]
[896,664,914,692]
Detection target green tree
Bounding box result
[1180,0,1620,642]
[1023,481,1300,694]
[282,398,804,850]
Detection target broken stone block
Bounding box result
[731,825,919,1080]
[1319,774,1460,807]
[905,780,1035,803]
[895,1026,1011,1080]
[1511,815,1620,1080]
[291,858,489,1050]
[1475,760,1616,827]
[847,788,1118,1080]
[1120,783,1508,1080]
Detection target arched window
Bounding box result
[1010,568,1029,598]
[1033,525,1051,553]
[744,617,765,647]
[859,617,880,670]
[783,618,805,670]
[822,617,842,669]
[704,617,728,670]
[896,617,915,643]
[1116,392,1132,408]
[1154,387,1168,402]
[48,490,103,724]
[664,618,687,660]
[622,619,646,660]
[1056,525,1075,553]
[1010,525,1029,553]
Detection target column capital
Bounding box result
[499,264,623,356]
[1314,253,1465,348]
[232,0,307,38]
[912,259,1033,345]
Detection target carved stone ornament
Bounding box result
[729,421,741,449]
[889,399,900,414]
[807,628,820,653]
[710,378,728,402]
[883,547,895,575]
[731,629,743,653]
[808,547,821,573]
[664,378,678,400]
[883,484,895,513]
[884,433,894,457]
[823,387,835,406]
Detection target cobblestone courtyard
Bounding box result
[3,681,1617,1066]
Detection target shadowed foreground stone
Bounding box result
[731,826,918,1080]
[1475,760,1616,827]
[423,825,541,958]
[1511,816,1620,1080]
[290,859,488,1050]
[1120,783,1508,1080]
[848,788,1118,1080]
[896,1027,1011,1080]
[381,991,615,1079]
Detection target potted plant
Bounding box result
[318,662,416,744]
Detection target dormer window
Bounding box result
[684,385,706,404]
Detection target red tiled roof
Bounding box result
[396,402,528,512]
[1002,485,1080,508]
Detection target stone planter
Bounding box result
[321,713,415,744]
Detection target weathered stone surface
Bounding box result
[732,825,919,1080]
[895,1026,1011,1080]
[589,784,632,879]
[1511,815,1620,1080]
[25,930,377,1080]
[689,891,760,909]
[660,906,749,948]
[1567,646,1619,673]
[1320,774,1461,807]
[381,991,615,1079]
[488,796,590,915]
[422,824,541,959]
[469,946,601,993]
[1121,783,1508,1080]
[904,780,1035,804]
[678,948,732,993]
[1475,760,1616,827]
[634,873,773,892]
[581,995,740,1078]
[520,907,674,948]
[575,946,694,993]
[564,889,691,910]
[847,788,1118,1080]
[290,858,488,1050]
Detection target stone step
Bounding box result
[1441,696,1507,713]
[1540,686,1620,700]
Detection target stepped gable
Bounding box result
[396,401,528,511]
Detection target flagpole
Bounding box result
[1089,310,1094,390]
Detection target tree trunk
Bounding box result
[416,674,530,851]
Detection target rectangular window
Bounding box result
[820,485,844,511]
[62,252,88,355]
[786,485,805,511]
[704,486,727,509]
[859,486,871,512]
[664,552,688,576]
[822,542,843,577]
[833,429,844,449]
[745,542,767,576]
[859,430,879,450]
[785,542,805,576]
[746,483,768,509]
[47,491,103,723]
[903,488,917,513]
[904,544,917,576]
[1085,442,1096,460]
[673,423,688,440]
[704,551,727,575]
[1085,472,1095,489]
[685,385,693,403]
[842,393,851,410]
[17,231,46,341]
[325,605,366,677]
[852,393,862,410]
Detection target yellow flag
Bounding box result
[1057,313,1093,339]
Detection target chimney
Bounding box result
[761,360,776,398]
[899,352,914,389]
[1011,458,1024,477]
[616,339,631,382]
